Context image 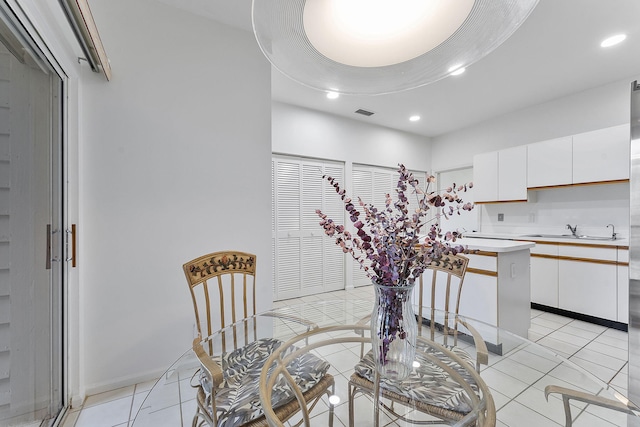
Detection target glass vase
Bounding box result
[371,281,418,381]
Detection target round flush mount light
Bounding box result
[326,91,340,99]
[601,34,626,48]
[409,115,421,122]
[252,0,539,95]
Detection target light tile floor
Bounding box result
[60,286,630,427]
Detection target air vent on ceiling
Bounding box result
[355,109,375,116]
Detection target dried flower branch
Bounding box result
[316,164,474,287]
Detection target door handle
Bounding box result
[65,224,77,267]
[46,224,51,270]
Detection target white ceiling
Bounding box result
[154,0,640,138]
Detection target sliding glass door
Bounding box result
[0,7,64,426]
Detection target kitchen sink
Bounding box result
[574,235,616,241]
[520,234,615,241]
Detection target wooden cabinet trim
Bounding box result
[518,239,626,250]
[528,178,628,191]
[468,250,498,257]
[531,252,624,266]
[474,199,528,205]
[467,267,498,277]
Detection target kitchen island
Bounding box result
[466,232,629,329]
[420,237,534,353]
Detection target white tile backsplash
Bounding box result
[479,183,629,238]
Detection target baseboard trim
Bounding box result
[84,366,167,399]
[531,303,628,332]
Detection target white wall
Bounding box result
[431,77,636,238]
[273,101,432,175]
[79,0,272,395]
[431,77,635,171]
[272,102,433,289]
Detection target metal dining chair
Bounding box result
[545,385,638,426]
[348,253,494,426]
[183,251,335,427]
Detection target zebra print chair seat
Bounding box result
[195,337,333,427]
[352,341,479,417]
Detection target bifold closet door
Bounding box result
[272,156,345,300]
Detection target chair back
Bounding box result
[416,253,469,342]
[183,251,257,350]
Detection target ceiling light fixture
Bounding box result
[326,91,340,99]
[409,115,421,122]
[252,0,539,95]
[601,34,627,48]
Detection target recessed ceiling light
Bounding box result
[448,65,466,76]
[409,115,421,122]
[326,91,340,99]
[601,34,626,48]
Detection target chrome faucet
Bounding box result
[566,224,578,237]
[607,223,617,240]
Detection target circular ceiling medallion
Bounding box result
[252,0,539,95]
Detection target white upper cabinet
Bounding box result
[498,146,527,201]
[572,124,629,184]
[473,146,527,202]
[475,125,630,201]
[472,151,498,202]
[527,136,573,188]
[527,125,630,188]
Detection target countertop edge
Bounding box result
[455,237,535,253]
[464,233,628,248]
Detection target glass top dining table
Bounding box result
[131,299,639,427]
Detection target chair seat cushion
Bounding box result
[353,342,478,414]
[199,337,330,426]
[199,337,283,395]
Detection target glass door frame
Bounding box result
[0,2,68,425]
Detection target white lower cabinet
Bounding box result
[529,242,626,323]
[618,265,629,323]
[459,272,498,327]
[558,260,617,320]
[460,250,530,341]
[530,256,558,307]
[618,248,629,323]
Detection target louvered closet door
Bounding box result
[351,168,374,288]
[321,163,346,293]
[351,165,428,287]
[273,157,345,300]
[274,160,302,299]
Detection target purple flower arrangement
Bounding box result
[316,164,473,287]
[316,164,473,368]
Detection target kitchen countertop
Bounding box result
[421,236,535,253]
[464,231,629,248]
[455,237,535,253]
